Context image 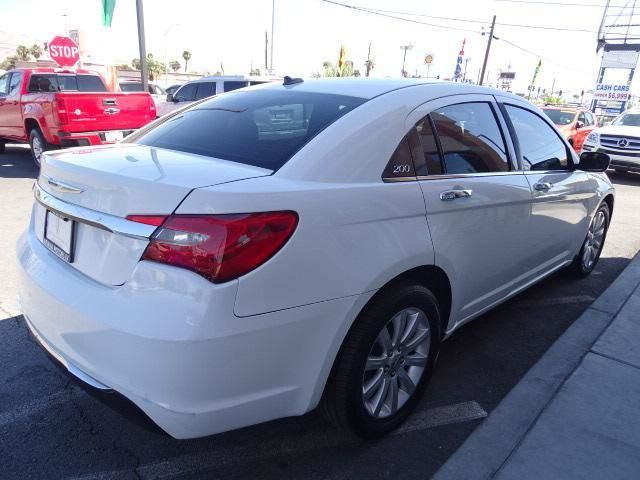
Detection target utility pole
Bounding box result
[269,0,275,73]
[400,44,413,77]
[365,42,372,77]
[551,77,556,96]
[265,31,268,71]
[136,0,149,92]
[463,57,471,82]
[479,15,496,86]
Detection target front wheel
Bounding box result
[570,202,610,277]
[321,282,441,438]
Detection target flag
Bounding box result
[454,39,466,81]
[101,0,116,27]
[337,45,347,76]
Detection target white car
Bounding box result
[583,109,640,174]
[156,75,273,117]
[17,78,614,439]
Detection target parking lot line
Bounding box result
[0,388,77,428]
[68,400,486,480]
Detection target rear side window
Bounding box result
[415,118,443,175]
[175,83,197,102]
[382,136,416,179]
[8,72,22,95]
[223,81,249,92]
[431,102,509,174]
[0,74,7,95]
[505,105,569,171]
[28,74,58,92]
[132,90,366,170]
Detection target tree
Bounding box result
[320,59,359,77]
[364,58,374,76]
[182,50,191,72]
[249,67,261,76]
[16,45,30,61]
[30,44,43,60]
[131,54,167,82]
[0,55,17,70]
[169,60,181,72]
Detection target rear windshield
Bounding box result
[542,108,576,126]
[132,90,367,170]
[28,74,107,92]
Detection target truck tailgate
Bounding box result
[57,92,156,132]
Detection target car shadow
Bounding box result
[0,145,38,180]
[608,169,640,187]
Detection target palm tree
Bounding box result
[16,45,30,61]
[182,50,191,72]
[30,44,43,60]
[169,60,181,72]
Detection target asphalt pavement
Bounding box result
[1,144,640,479]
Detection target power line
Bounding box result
[495,0,625,7]
[321,1,599,33]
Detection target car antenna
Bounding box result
[283,76,303,86]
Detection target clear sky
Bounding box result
[0,0,631,96]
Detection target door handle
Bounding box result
[534,182,553,191]
[440,189,473,201]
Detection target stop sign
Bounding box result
[49,36,80,67]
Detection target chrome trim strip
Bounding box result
[34,182,156,240]
[382,176,417,183]
[416,171,524,181]
[45,176,84,194]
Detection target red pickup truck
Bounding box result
[0,68,156,165]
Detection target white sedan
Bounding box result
[17,78,614,439]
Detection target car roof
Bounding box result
[253,77,517,100]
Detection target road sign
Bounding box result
[48,36,80,67]
[424,54,434,65]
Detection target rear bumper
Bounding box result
[54,129,137,147]
[17,219,366,438]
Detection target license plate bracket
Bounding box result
[104,131,124,143]
[44,210,75,263]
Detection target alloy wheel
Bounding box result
[582,210,606,271]
[362,307,430,418]
[31,136,43,165]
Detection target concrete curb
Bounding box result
[433,252,640,480]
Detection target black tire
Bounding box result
[321,282,441,438]
[29,128,49,167]
[0,141,5,154]
[570,202,610,278]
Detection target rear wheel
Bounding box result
[570,202,610,277]
[29,128,50,167]
[321,282,441,438]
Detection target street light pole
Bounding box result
[400,44,413,77]
[135,0,149,92]
[270,0,275,73]
[479,15,496,86]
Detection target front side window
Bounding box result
[430,102,509,174]
[612,113,640,127]
[578,112,586,125]
[505,105,569,171]
[195,82,215,100]
[8,72,22,95]
[542,108,576,126]
[174,83,197,102]
[131,90,366,170]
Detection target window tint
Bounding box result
[430,102,509,174]
[120,83,143,92]
[132,90,366,170]
[223,81,249,92]
[382,136,416,179]
[505,105,569,171]
[195,82,215,100]
[0,74,7,95]
[414,118,443,175]
[586,112,596,125]
[28,74,58,92]
[174,83,197,102]
[578,112,586,125]
[8,72,22,95]
[542,108,575,126]
[76,75,107,91]
[249,81,267,86]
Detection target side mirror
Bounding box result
[575,121,584,130]
[579,151,610,172]
[166,93,174,102]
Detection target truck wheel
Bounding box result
[29,129,49,167]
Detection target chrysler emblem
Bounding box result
[617,138,629,148]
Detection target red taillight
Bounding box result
[130,212,298,283]
[125,215,167,226]
[55,97,68,124]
